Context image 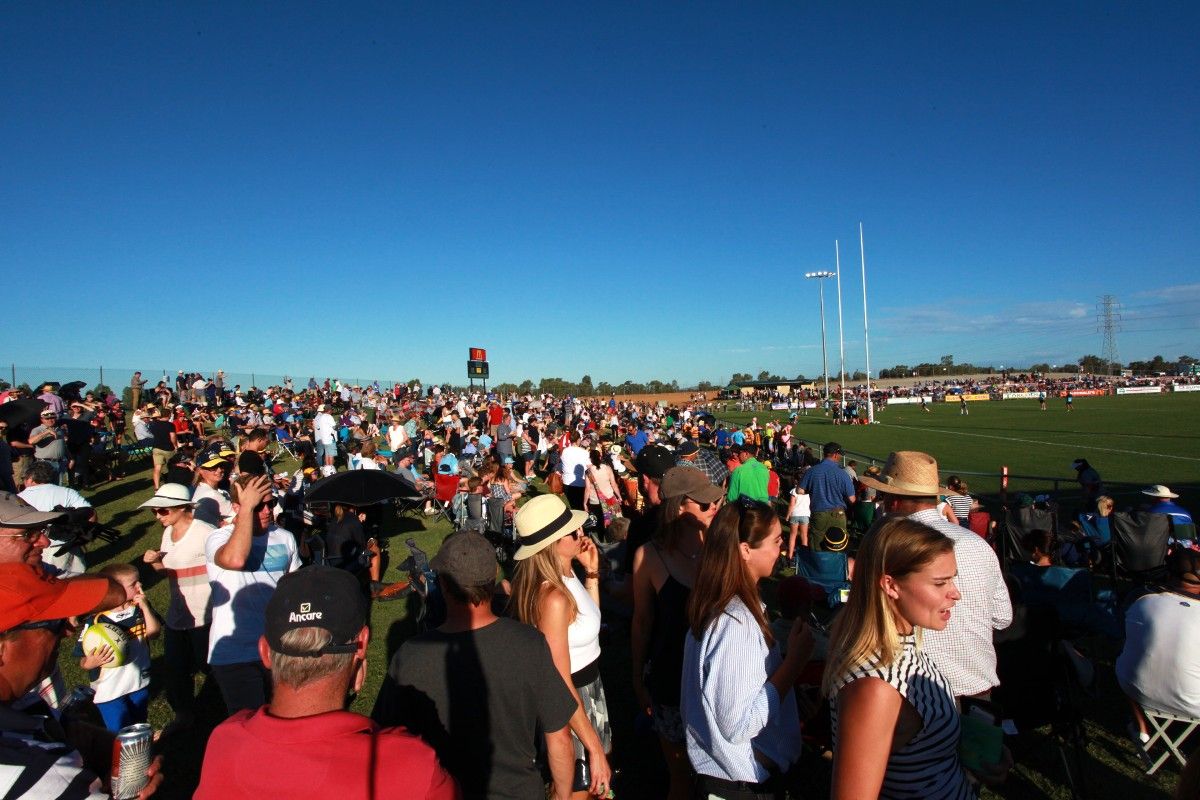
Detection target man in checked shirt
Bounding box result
[861,450,1012,698]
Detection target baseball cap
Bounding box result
[661,466,724,503]
[0,563,110,633]
[263,566,367,657]
[676,440,699,458]
[823,441,844,457]
[0,492,65,528]
[198,450,232,469]
[634,444,675,480]
[431,532,498,588]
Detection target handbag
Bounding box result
[546,470,564,494]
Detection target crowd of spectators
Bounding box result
[0,371,1197,799]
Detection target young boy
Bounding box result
[75,563,161,731]
[461,476,487,533]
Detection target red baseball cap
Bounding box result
[0,564,110,633]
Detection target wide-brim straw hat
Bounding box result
[1142,484,1179,499]
[140,483,195,509]
[513,494,589,561]
[858,451,947,497]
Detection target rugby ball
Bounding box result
[81,621,129,668]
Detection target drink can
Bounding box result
[111,723,153,799]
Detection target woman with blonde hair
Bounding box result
[823,516,976,799]
[682,499,813,799]
[511,494,613,798]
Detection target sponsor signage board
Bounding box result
[1002,392,1041,400]
[945,393,991,402]
[1060,389,1107,397]
[886,397,924,405]
[1172,384,1200,393]
[1116,386,1163,395]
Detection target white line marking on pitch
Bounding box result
[879,423,1200,462]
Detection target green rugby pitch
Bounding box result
[720,392,1200,508]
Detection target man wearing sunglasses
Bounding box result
[0,562,164,798]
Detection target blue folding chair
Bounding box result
[794,549,851,607]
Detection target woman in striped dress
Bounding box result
[823,516,974,800]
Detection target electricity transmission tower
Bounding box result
[1096,295,1122,375]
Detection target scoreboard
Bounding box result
[468,347,489,380]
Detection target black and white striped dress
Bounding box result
[831,635,974,800]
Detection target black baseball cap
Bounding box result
[635,444,675,480]
[676,440,699,458]
[264,566,367,657]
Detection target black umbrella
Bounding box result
[59,381,88,402]
[0,399,50,429]
[304,469,423,507]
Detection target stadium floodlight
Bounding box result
[805,271,836,403]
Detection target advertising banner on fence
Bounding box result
[886,397,924,405]
[1173,384,1200,393]
[1002,392,1041,400]
[1116,386,1163,395]
[771,403,789,410]
[1059,389,1108,397]
[944,393,991,402]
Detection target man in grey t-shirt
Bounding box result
[27,411,68,484]
[372,533,576,799]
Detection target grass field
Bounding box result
[720,392,1200,509]
[51,393,1200,798]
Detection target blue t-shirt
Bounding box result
[715,429,730,448]
[625,430,648,456]
[731,431,745,446]
[798,459,856,512]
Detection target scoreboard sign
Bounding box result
[468,347,489,380]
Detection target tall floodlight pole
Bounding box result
[835,241,847,407]
[805,271,836,405]
[860,222,874,423]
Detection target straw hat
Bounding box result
[513,494,588,561]
[1142,485,1179,499]
[139,483,194,509]
[858,451,946,497]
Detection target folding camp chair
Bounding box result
[967,509,993,541]
[995,610,1097,800]
[1171,521,1197,547]
[273,425,299,460]
[1110,511,1170,587]
[432,473,460,526]
[1002,503,1059,564]
[1132,705,1199,775]
[794,549,851,607]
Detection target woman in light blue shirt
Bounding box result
[682,499,814,799]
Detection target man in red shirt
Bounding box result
[194,566,458,799]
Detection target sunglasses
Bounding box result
[687,498,723,512]
[151,507,183,516]
[564,530,582,541]
[0,529,48,542]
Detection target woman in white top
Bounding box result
[386,416,409,453]
[141,484,216,730]
[353,439,383,470]
[192,450,235,528]
[682,500,813,797]
[512,495,613,798]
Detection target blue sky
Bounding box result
[2,2,1197,387]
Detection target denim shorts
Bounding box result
[316,441,338,459]
[788,515,810,525]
